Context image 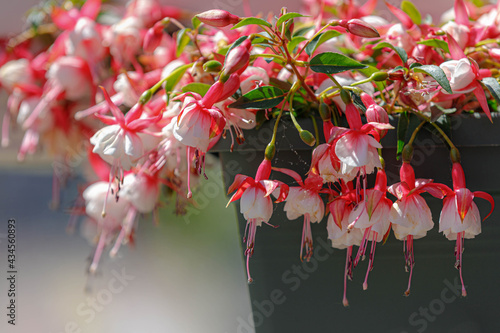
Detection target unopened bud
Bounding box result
[402,144,413,162]
[300,130,316,146]
[340,89,351,105]
[139,89,153,105]
[366,104,389,138]
[265,142,276,161]
[319,102,332,121]
[203,60,222,73]
[196,9,241,28]
[143,21,165,53]
[340,19,380,38]
[222,42,250,77]
[370,71,388,82]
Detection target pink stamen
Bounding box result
[404,235,414,296]
[354,227,371,267]
[363,232,378,290]
[2,110,10,147]
[110,208,137,257]
[90,230,107,273]
[343,246,353,307]
[300,213,313,262]
[186,146,193,198]
[456,232,467,296]
[244,219,258,283]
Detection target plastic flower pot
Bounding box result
[212,113,500,333]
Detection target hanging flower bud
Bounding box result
[221,40,251,79]
[340,19,380,38]
[366,104,389,138]
[196,9,241,28]
[143,20,167,53]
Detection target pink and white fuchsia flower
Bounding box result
[348,168,391,290]
[439,161,494,296]
[90,87,162,173]
[389,162,450,296]
[326,181,362,307]
[273,168,325,262]
[227,159,288,283]
[83,181,130,273]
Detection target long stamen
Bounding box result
[245,219,258,283]
[354,227,371,267]
[90,230,107,273]
[110,208,137,257]
[301,213,313,262]
[343,246,353,307]
[363,232,378,290]
[457,232,467,296]
[186,146,193,198]
[404,235,414,296]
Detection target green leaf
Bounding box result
[305,30,341,56]
[228,86,285,109]
[231,17,272,30]
[176,28,191,57]
[287,36,308,53]
[293,25,315,37]
[482,77,500,105]
[226,36,248,55]
[192,16,201,29]
[401,1,421,25]
[397,112,410,160]
[164,63,192,94]
[409,62,422,69]
[276,13,307,27]
[181,82,211,96]
[309,52,367,74]
[374,42,408,64]
[413,65,453,94]
[417,39,450,53]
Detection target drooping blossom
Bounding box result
[389,162,450,295]
[439,161,494,296]
[83,181,130,273]
[227,159,288,283]
[348,168,392,290]
[273,168,324,262]
[327,180,362,307]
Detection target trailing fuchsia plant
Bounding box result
[1,0,498,305]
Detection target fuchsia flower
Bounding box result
[334,102,393,176]
[90,87,162,174]
[273,168,325,262]
[326,181,361,307]
[348,169,392,290]
[227,159,288,282]
[439,162,494,296]
[439,33,493,122]
[83,181,130,273]
[388,162,450,296]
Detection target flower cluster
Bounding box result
[1,0,497,304]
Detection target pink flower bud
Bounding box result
[196,9,241,28]
[340,19,380,38]
[489,48,500,61]
[143,21,165,53]
[222,43,250,77]
[366,104,389,138]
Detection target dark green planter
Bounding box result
[212,113,500,333]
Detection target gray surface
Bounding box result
[0,167,253,333]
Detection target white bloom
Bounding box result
[90,124,144,170]
[439,58,476,93]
